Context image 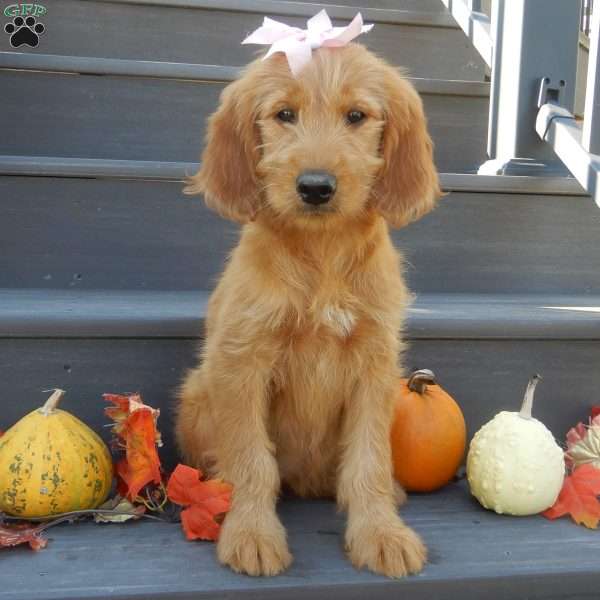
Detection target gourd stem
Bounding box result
[39,389,66,415]
[407,369,436,394]
[519,374,542,420]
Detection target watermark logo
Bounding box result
[3,3,46,47]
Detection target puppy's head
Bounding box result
[186,44,441,228]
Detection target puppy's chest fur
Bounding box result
[268,283,371,495]
[316,303,357,337]
[257,228,405,495]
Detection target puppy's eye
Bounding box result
[276,108,296,123]
[346,110,366,125]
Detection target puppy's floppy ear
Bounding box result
[372,68,441,228]
[184,72,261,223]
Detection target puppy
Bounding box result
[176,43,441,578]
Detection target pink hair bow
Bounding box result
[242,9,374,77]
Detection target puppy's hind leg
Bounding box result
[175,366,216,473]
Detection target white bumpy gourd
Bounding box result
[467,375,565,516]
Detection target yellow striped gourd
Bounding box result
[0,389,113,517]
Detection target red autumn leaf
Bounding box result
[104,393,132,438]
[104,393,162,501]
[0,523,47,551]
[104,393,132,417]
[543,464,600,528]
[104,393,162,447]
[180,505,221,541]
[168,464,231,517]
[166,463,201,505]
[115,409,162,501]
[167,464,233,541]
[187,479,232,516]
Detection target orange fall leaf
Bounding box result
[0,523,47,551]
[167,464,233,541]
[543,464,600,529]
[117,409,162,500]
[104,393,162,501]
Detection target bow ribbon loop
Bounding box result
[242,9,374,76]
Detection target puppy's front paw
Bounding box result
[346,517,426,578]
[217,513,292,576]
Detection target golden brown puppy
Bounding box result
[176,43,441,578]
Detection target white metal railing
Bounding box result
[582,0,594,37]
[441,0,600,206]
[440,0,492,67]
[582,4,600,154]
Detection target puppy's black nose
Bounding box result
[296,170,337,205]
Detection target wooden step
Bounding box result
[0,0,486,80]
[0,169,594,295]
[2,480,599,600]
[0,56,489,172]
[295,0,446,9]
[2,289,599,468]
[5,290,600,340]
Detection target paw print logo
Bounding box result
[4,15,45,48]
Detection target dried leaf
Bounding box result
[0,523,47,551]
[104,393,163,447]
[166,464,200,505]
[104,393,163,501]
[543,464,600,528]
[180,505,221,541]
[94,496,146,523]
[167,464,233,541]
[566,414,600,470]
[104,394,130,439]
[116,410,162,501]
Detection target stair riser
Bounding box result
[2,176,598,294]
[1,337,596,468]
[0,71,488,172]
[278,0,445,8]
[0,0,484,80]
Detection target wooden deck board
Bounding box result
[1,481,598,600]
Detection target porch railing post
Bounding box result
[582,3,600,155]
[485,0,503,163]
[479,0,580,176]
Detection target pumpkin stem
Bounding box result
[407,369,436,394]
[39,389,66,415]
[519,374,542,420]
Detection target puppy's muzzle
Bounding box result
[296,170,337,206]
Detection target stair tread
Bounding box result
[2,289,600,339]
[2,480,598,600]
[0,52,491,95]
[99,0,456,25]
[0,4,483,80]
[2,175,596,294]
[0,155,586,195]
[0,71,487,171]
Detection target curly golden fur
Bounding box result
[176,43,441,578]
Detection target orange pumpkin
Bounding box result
[391,369,466,492]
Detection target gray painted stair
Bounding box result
[1,172,595,294]
[0,55,489,172]
[2,288,600,470]
[1,0,599,596]
[0,1,485,80]
[2,481,600,600]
